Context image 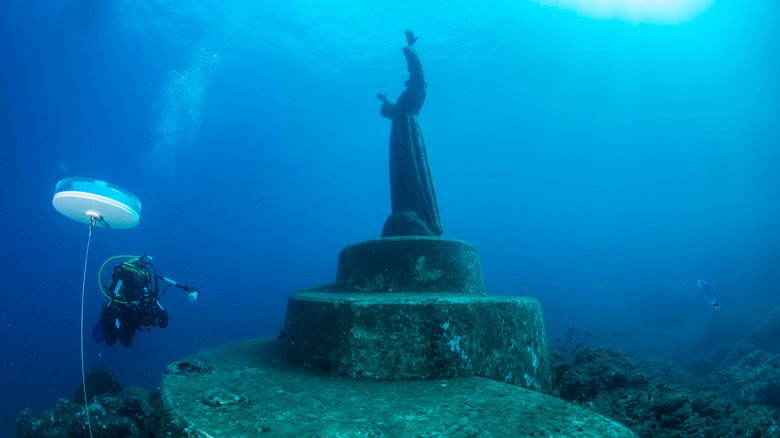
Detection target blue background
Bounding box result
[1,0,778,435]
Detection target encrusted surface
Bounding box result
[160,337,635,438]
[283,291,552,392]
[334,237,486,294]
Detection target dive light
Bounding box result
[161,276,200,303]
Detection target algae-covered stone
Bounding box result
[160,337,635,438]
[283,291,552,393]
[553,347,780,437]
[334,237,486,294]
[16,387,159,438]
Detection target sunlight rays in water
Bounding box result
[531,0,714,24]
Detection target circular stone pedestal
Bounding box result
[282,236,552,393]
[335,237,486,294]
[282,290,552,393]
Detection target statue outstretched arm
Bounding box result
[402,30,425,98]
[376,30,424,119]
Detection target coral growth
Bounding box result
[74,366,123,405]
[16,367,161,438]
[16,388,160,438]
[553,347,780,437]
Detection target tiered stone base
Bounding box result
[334,236,486,294]
[283,290,551,392]
[281,237,552,392]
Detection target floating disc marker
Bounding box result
[53,177,141,229]
[53,177,141,438]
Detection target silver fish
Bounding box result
[698,280,719,308]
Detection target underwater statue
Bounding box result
[377,30,443,238]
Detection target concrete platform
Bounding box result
[282,290,552,392]
[159,337,635,438]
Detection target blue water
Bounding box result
[1,0,778,435]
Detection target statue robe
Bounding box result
[379,45,443,237]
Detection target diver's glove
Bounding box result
[157,310,169,329]
[91,319,105,343]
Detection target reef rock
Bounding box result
[703,349,780,410]
[15,387,159,438]
[74,366,123,405]
[744,306,780,354]
[553,347,780,438]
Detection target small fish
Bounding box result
[257,196,263,204]
[698,280,719,308]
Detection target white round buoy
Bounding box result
[53,177,142,438]
[52,177,141,229]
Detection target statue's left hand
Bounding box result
[405,30,418,46]
[376,92,388,102]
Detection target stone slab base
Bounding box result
[159,337,635,438]
[282,290,552,393]
[334,237,486,294]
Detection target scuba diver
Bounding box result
[91,254,201,347]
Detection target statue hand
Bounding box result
[376,92,388,102]
[405,30,418,46]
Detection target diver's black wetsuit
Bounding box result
[95,260,168,347]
